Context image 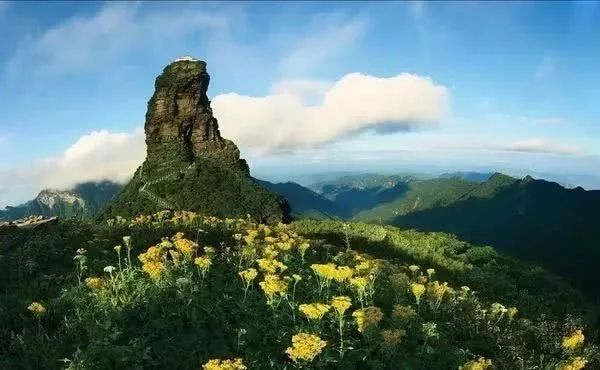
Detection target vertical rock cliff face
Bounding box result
[144,59,248,174]
[101,58,289,222]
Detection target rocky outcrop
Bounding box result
[144,58,248,174]
[102,58,289,223]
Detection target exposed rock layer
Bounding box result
[144,60,248,174]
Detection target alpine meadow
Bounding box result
[1,2,600,370]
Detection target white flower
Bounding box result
[103,266,116,273]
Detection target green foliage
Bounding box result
[293,220,584,319]
[100,157,289,224]
[259,180,341,220]
[1,212,597,369]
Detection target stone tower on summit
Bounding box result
[101,58,289,222]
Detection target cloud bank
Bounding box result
[0,130,145,208]
[504,138,582,155]
[213,72,449,152]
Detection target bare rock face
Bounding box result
[144,59,248,173]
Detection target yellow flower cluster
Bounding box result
[202,358,247,370]
[85,277,104,290]
[459,357,493,370]
[143,261,167,280]
[310,263,353,282]
[138,233,204,280]
[352,306,384,333]
[410,283,426,304]
[380,329,406,349]
[558,356,588,370]
[427,281,449,304]
[172,210,198,225]
[27,302,46,317]
[173,237,197,256]
[285,333,327,363]
[259,274,289,299]
[257,258,287,274]
[331,296,352,316]
[195,256,212,274]
[239,268,258,284]
[562,329,585,351]
[299,303,331,321]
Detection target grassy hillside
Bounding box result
[259,180,341,220]
[1,211,597,369]
[352,178,479,223]
[100,157,290,223]
[393,175,600,297]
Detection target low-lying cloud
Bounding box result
[504,138,582,155]
[213,72,449,152]
[0,129,145,208]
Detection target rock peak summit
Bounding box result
[144,58,248,174]
[102,59,289,223]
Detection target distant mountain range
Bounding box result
[0,181,122,221]
[263,172,600,296]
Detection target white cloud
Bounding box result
[213,72,449,152]
[0,129,145,207]
[8,3,228,75]
[279,14,367,76]
[504,138,582,155]
[270,79,331,104]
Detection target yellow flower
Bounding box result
[138,245,163,264]
[299,303,331,321]
[195,256,212,274]
[259,274,289,299]
[257,258,287,274]
[558,356,588,370]
[410,283,426,304]
[427,281,448,304]
[172,232,185,241]
[391,305,417,322]
[352,306,384,333]
[350,276,368,291]
[311,263,338,280]
[459,357,493,370]
[292,274,302,282]
[27,302,46,318]
[84,277,104,290]
[239,268,258,284]
[285,333,327,363]
[380,329,405,349]
[202,358,247,370]
[562,329,585,351]
[331,296,352,316]
[142,261,167,280]
[333,266,353,282]
[173,237,197,256]
[355,260,376,275]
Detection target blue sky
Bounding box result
[1,1,600,206]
